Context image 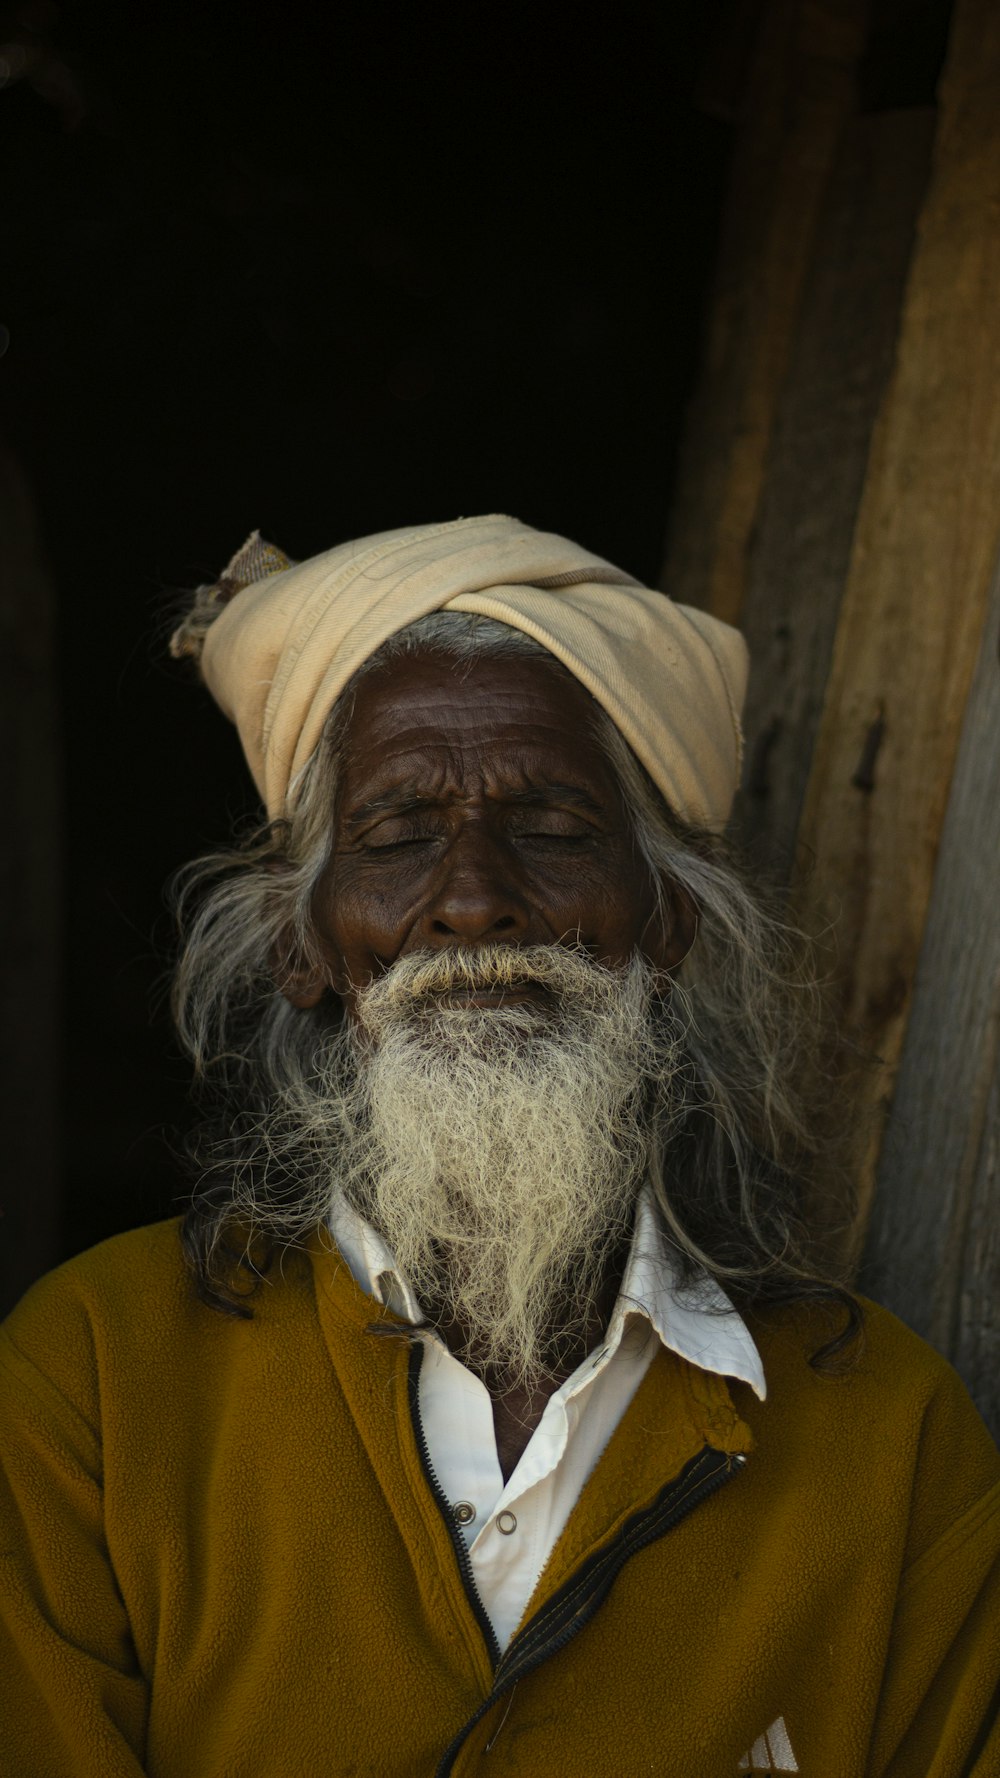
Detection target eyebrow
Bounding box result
[343,783,607,828]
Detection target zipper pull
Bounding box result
[483,1681,519,1753]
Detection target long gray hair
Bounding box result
[171,613,864,1366]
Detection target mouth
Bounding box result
[433,982,551,1011]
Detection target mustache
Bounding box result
[357,942,633,1016]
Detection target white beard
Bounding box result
[330,943,684,1389]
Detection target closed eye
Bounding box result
[361,831,440,852]
[507,813,595,844]
[518,830,592,845]
[362,830,590,853]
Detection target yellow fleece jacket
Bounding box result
[1,1217,998,1778]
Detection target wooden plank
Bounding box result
[660,0,869,626]
[792,0,1000,1250]
[860,553,1000,1438]
[0,440,61,1317]
[734,108,934,874]
[955,1070,1000,1438]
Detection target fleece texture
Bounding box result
[1,1217,998,1777]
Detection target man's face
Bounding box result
[276,647,694,1384]
[297,648,690,1013]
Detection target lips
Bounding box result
[431,981,551,1010]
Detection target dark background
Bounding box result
[3,0,733,1266]
[3,0,955,1280]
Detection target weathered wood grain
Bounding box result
[660,0,868,626]
[860,553,1000,1437]
[733,108,934,875]
[791,0,1000,1244]
[0,441,61,1317]
[955,1066,1000,1437]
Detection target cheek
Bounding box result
[591,868,662,954]
[540,857,655,951]
[313,864,411,974]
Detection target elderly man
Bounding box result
[2,516,998,1777]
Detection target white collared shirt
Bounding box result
[328,1186,765,1653]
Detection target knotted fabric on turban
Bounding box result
[184,514,749,831]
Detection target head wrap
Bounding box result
[172,514,749,830]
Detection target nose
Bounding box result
[415,824,532,948]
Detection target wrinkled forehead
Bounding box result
[334,647,625,810]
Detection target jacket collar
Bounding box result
[326,1182,766,1402]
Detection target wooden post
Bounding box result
[661,0,1000,1422]
[860,555,1000,1438]
[792,0,1000,1247]
[732,108,935,874]
[660,0,869,628]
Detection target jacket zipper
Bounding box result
[432,1440,747,1778]
[407,1341,502,1669]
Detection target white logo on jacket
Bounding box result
[737,1715,799,1772]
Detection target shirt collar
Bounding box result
[327,1182,766,1402]
[612,1186,766,1400]
[327,1190,425,1326]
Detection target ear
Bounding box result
[279,962,329,1010]
[642,880,698,973]
[269,925,331,1010]
[262,860,333,1009]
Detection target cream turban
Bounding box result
[174,514,749,831]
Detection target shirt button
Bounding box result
[496,1510,518,1535]
[453,1502,476,1527]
